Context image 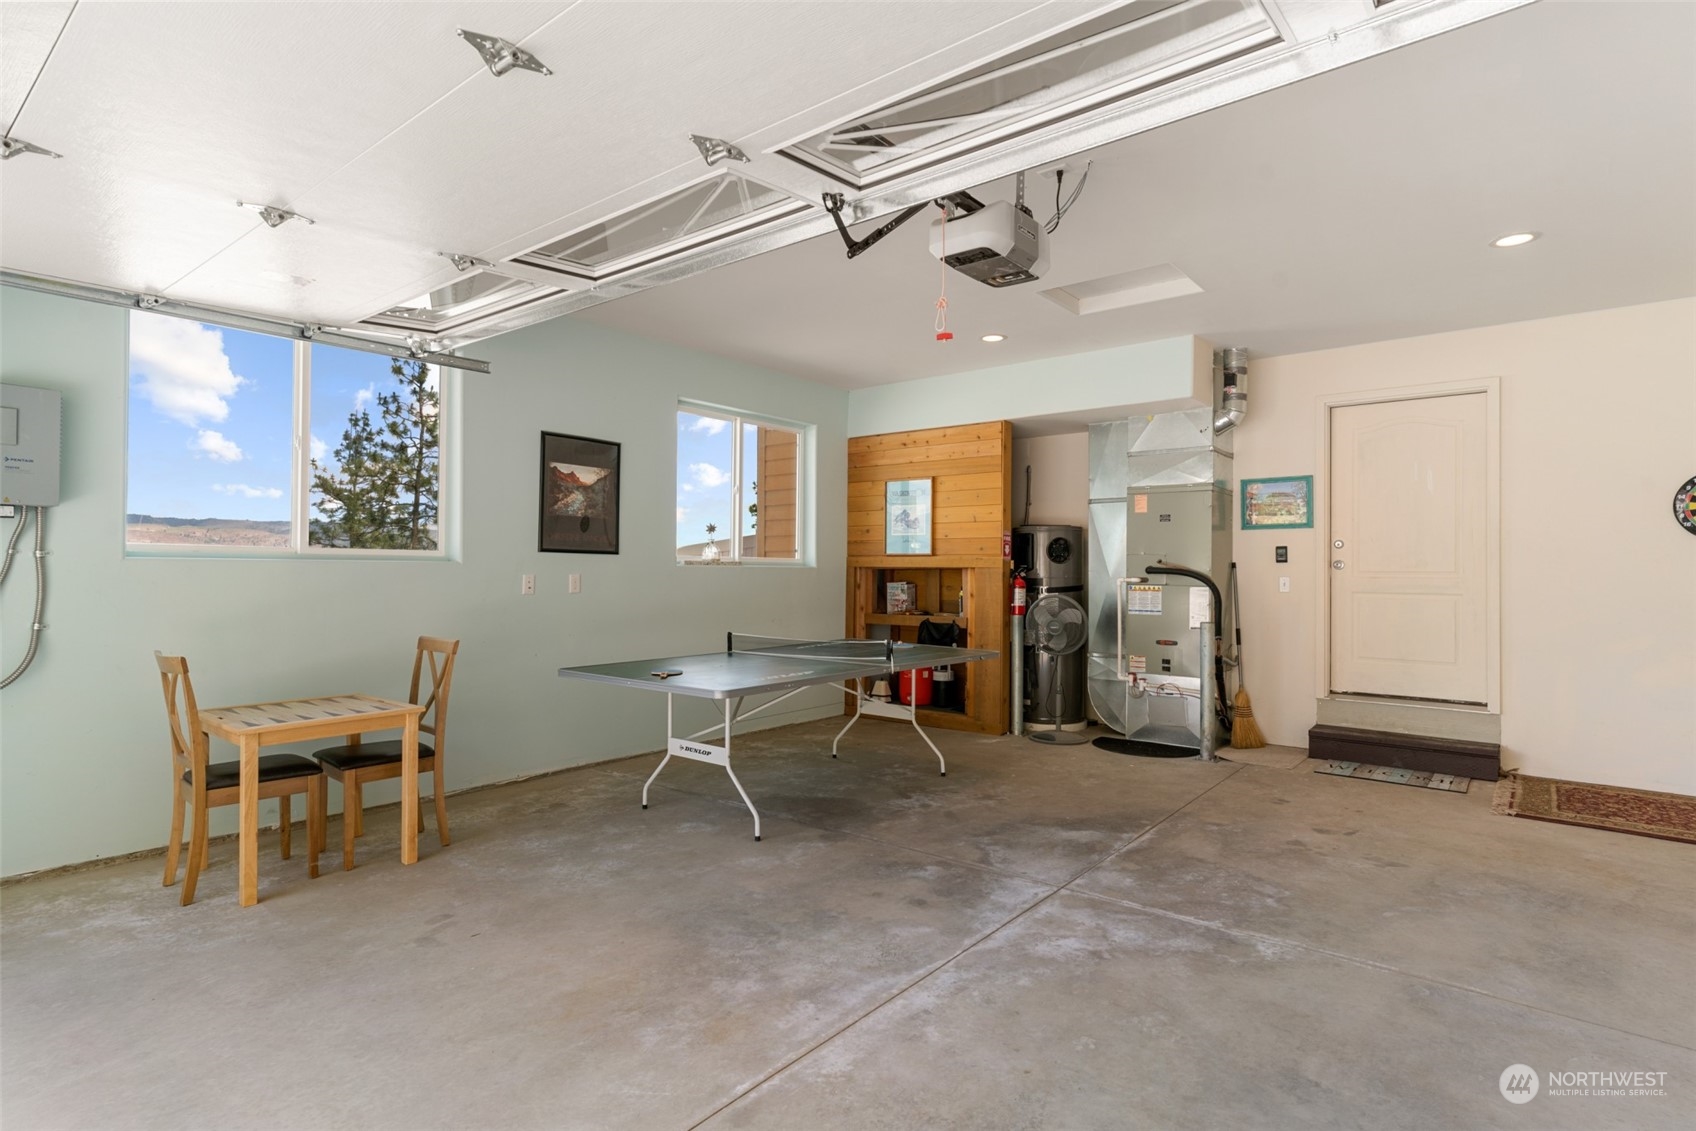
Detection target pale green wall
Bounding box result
[0,287,848,877]
[846,335,1207,437]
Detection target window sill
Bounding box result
[125,544,451,562]
[676,558,812,568]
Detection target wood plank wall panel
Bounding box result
[754,427,798,557]
[846,420,1012,733]
[847,421,1010,563]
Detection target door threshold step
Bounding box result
[1306,724,1500,782]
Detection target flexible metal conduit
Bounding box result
[1,506,47,688]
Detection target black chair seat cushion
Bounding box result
[313,740,435,772]
[188,753,324,791]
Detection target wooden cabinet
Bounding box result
[847,564,1006,733]
[845,421,1011,734]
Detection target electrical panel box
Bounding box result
[0,383,62,507]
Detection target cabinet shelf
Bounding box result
[864,613,968,627]
[847,564,1006,735]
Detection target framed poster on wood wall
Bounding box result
[885,478,933,554]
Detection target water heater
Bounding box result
[0,384,62,507]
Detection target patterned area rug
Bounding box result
[1492,774,1696,844]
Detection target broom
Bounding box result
[1228,563,1266,749]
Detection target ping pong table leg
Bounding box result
[830,678,866,758]
[642,694,679,810]
[717,698,762,841]
[903,698,947,777]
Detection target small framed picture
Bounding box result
[885,478,933,555]
[1241,476,1314,529]
[540,432,621,553]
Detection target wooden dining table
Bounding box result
[198,693,426,907]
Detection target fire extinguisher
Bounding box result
[1010,566,1029,735]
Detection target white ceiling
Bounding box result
[1,0,1122,325]
[2,1,1692,387]
[579,0,1696,387]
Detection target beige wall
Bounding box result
[1236,298,1696,795]
[1012,432,1090,529]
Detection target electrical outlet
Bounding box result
[1279,577,1290,593]
[521,574,535,595]
[568,573,582,594]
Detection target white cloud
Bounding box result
[193,430,243,462]
[310,434,327,462]
[211,483,283,499]
[688,416,729,435]
[354,383,377,413]
[130,312,244,426]
[690,462,730,488]
[676,506,687,523]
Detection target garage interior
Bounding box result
[1,2,1692,1128]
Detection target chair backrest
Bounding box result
[410,637,460,755]
[155,652,202,786]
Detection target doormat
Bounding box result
[1314,760,1470,792]
[1093,737,1197,758]
[1491,774,1696,844]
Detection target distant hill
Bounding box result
[125,515,290,547]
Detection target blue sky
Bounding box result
[675,410,735,548]
[126,311,418,521]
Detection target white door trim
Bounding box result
[1313,377,1501,714]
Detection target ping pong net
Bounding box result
[727,634,897,667]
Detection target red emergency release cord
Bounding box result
[934,203,952,342]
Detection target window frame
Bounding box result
[123,311,455,559]
[675,400,810,567]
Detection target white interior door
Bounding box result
[1329,392,1488,703]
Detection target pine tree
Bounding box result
[377,359,440,550]
[310,358,439,549]
[310,408,394,547]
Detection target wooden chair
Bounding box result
[157,652,325,905]
[313,636,459,870]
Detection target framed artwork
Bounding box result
[1241,475,1314,530]
[885,478,933,554]
[539,432,621,553]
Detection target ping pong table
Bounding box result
[557,634,997,840]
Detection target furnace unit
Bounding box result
[1086,349,1247,754]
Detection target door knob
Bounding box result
[1332,560,1346,570]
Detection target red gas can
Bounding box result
[898,668,934,706]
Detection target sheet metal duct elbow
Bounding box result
[1212,347,1249,435]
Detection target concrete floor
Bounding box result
[2,718,1691,1130]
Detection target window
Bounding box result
[676,404,805,563]
[126,310,446,554]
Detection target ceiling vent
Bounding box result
[1040,263,1203,315]
[780,0,1282,189]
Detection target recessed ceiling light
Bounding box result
[1491,231,1540,248]
[981,333,1007,342]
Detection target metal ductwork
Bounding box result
[1212,347,1249,434]
[1085,345,1248,752]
